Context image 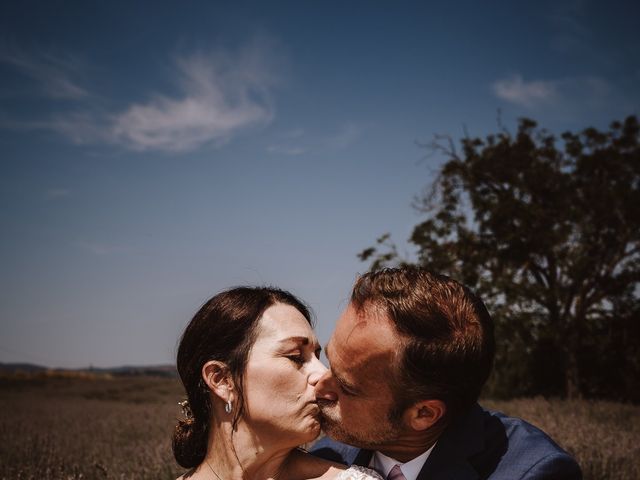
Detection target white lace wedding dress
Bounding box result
[336,465,383,480]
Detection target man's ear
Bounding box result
[404,399,446,431]
[202,361,234,402]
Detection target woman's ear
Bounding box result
[202,361,234,402]
[404,399,446,431]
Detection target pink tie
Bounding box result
[387,464,406,480]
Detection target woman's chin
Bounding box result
[297,416,322,443]
[300,426,321,445]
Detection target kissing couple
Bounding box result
[173,267,581,480]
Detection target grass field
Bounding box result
[0,374,638,479]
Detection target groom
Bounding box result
[313,267,581,479]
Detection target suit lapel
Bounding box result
[416,404,485,480]
[352,448,374,468]
[347,405,486,480]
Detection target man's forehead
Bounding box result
[324,305,399,397]
[329,304,399,363]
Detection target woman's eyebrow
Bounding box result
[277,336,320,349]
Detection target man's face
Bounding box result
[315,303,405,449]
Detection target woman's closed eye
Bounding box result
[286,353,305,366]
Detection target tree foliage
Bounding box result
[360,116,640,400]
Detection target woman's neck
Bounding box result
[202,421,295,480]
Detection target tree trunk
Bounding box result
[564,311,583,399]
[565,346,581,399]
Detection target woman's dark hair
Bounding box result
[172,286,312,468]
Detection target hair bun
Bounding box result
[172,418,207,468]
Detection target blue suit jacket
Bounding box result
[311,404,581,480]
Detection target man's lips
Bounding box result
[316,398,336,408]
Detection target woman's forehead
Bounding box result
[255,303,316,342]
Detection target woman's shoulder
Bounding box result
[335,465,383,480]
[288,449,382,480]
[175,467,197,480]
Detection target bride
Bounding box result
[173,286,381,480]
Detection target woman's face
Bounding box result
[241,303,327,446]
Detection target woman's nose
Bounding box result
[307,356,328,385]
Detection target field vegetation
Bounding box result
[483,398,640,480]
[0,373,183,479]
[0,374,638,479]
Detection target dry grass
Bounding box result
[483,397,640,480]
[0,375,637,479]
[0,374,184,479]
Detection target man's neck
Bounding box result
[374,421,447,463]
[371,445,436,480]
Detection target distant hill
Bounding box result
[0,362,177,378]
[93,364,178,378]
[0,362,48,374]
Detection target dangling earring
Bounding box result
[225,400,233,414]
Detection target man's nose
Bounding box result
[314,370,338,401]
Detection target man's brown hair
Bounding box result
[351,267,495,417]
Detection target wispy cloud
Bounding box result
[265,123,364,156]
[1,38,283,153]
[266,145,307,156]
[0,46,88,100]
[325,123,363,149]
[75,240,125,256]
[110,42,280,152]
[492,73,616,112]
[547,1,629,71]
[492,75,558,108]
[548,0,590,55]
[45,188,71,199]
[265,128,307,155]
[281,128,304,139]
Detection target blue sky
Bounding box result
[1,1,638,368]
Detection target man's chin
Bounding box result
[320,419,378,449]
[319,411,401,449]
[318,412,339,436]
[318,411,354,444]
[321,423,361,446]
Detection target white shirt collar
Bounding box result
[369,444,436,480]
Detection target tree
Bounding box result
[360,116,640,400]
